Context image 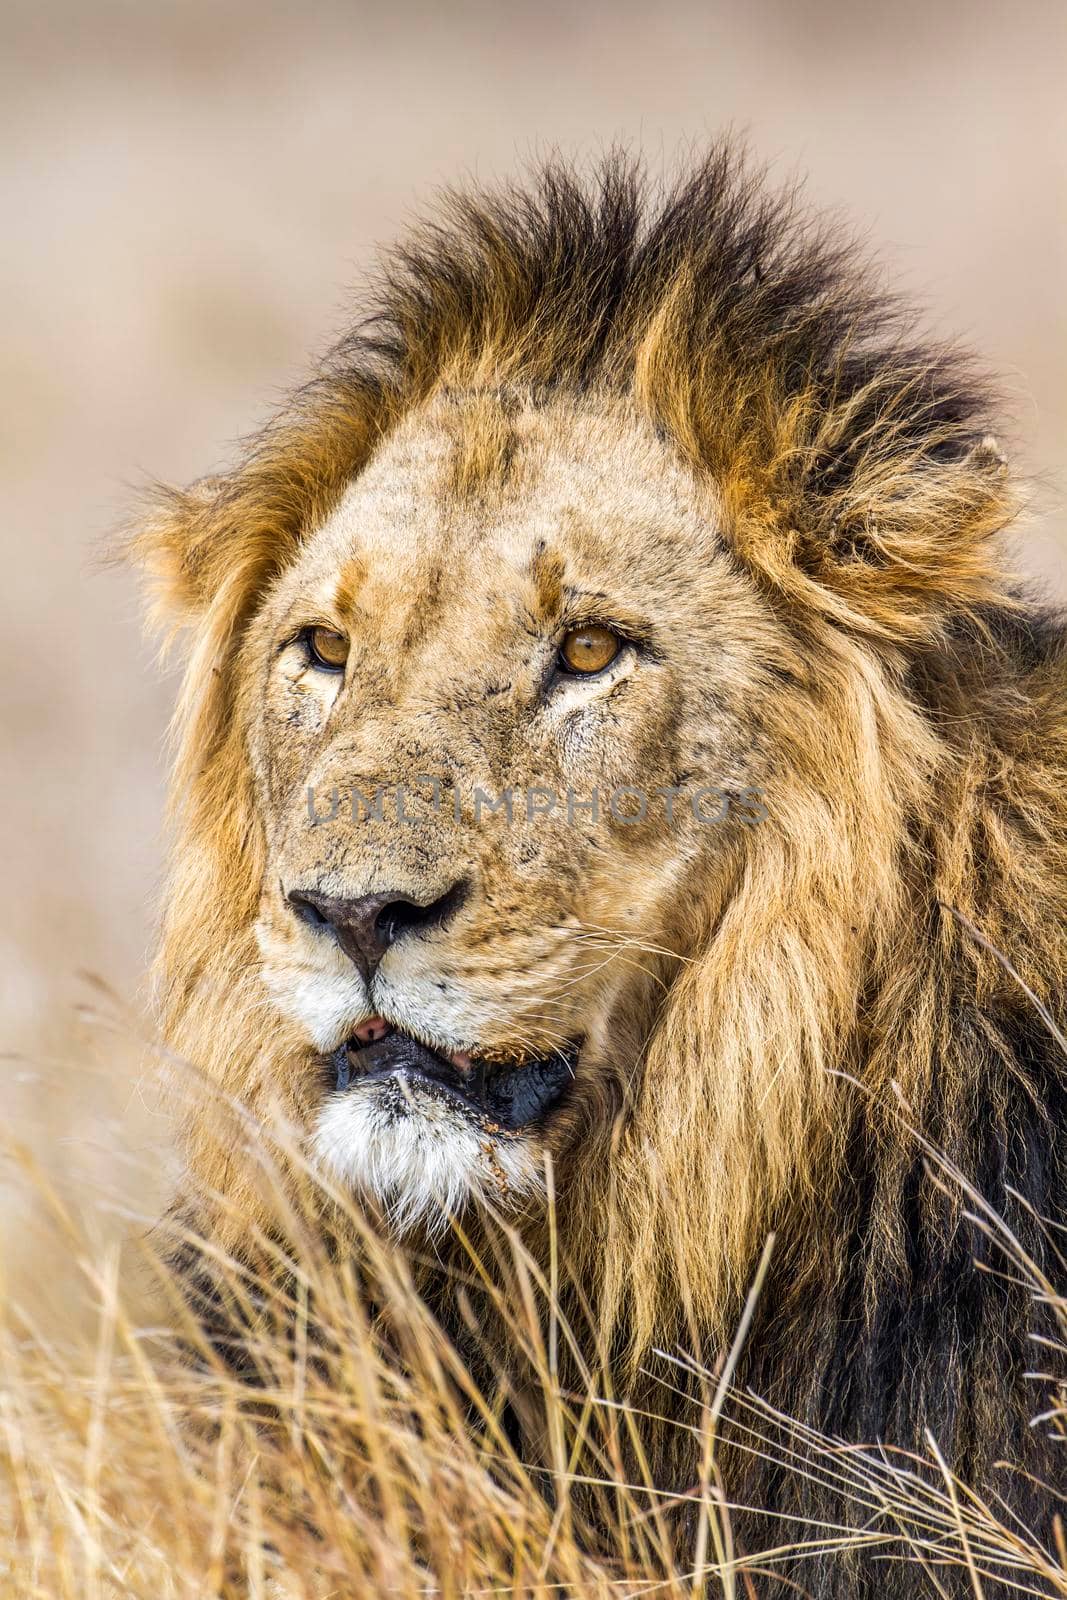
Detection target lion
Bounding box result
[135,147,1067,1596]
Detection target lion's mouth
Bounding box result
[328,1026,580,1131]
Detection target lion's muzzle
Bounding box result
[329,1028,580,1131]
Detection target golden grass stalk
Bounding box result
[1,1040,1064,1600]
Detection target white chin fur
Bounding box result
[311,1084,544,1236]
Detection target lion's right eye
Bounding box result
[302,626,349,673]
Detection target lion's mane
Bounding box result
[137,147,1067,1598]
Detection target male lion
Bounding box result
[137,149,1067,1596]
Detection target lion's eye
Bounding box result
[303,626,349,672]
[558,625,622,676]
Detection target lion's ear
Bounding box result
[728,380,1020,641]
[131,475,235,639]
[964,433,1009,476]
[825,429,1015,633]
[131,456,318,662]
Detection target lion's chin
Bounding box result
[310,1086,546,1236]
[309,1029,580,1234]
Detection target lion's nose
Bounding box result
[285,881,469,982]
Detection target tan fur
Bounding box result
[133,148,1067,1398]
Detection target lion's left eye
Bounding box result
[558,625,622,676]
[302,626,350,672]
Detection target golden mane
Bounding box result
[134,149,1067,1592]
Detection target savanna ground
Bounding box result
[1,1,1065,1594]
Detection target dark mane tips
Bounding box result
[333,144,999,487]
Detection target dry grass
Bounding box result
[1,1047,1065,1600]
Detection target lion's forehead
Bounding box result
[290,397,725,638]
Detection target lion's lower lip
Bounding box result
[329,1031,580,1130]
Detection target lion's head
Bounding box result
[247,391,780,1234]
[138,147,1044,1359]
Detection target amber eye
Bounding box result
[558,624,622,676]
[303,626,349,672]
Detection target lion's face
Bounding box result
[248,393,779,1231]
[142,150,1021,1361]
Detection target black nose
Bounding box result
[286,881,468,981]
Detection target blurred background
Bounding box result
[1,0,1064,1309]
